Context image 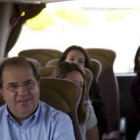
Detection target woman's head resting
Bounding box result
[52,62,85,88]
[52,62,87,124]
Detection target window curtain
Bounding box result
[5,3,46,57]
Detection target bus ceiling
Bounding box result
[0,0,71,3]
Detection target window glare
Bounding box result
[9,1,140,73]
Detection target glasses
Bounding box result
[2,80,36,93]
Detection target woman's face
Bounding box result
[64,71,84,88]
[65,50,85,67]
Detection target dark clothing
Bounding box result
[89,79,107,139]
[130,76,140,121]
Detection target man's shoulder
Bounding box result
[39,101,72,129]
[0,105,6,122]
[40,101,62,112]
[0,104,6,112]
[39,102,75,140]
[40,101,70,120]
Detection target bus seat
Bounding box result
[39,66,93,97]
[86,48,126,140]
[90,58,102,82]
[46,59,101,98]
[46,58,102,82]
[27,58,41,68]
[38,66,55,77]
[18,49,62,67]
[84,68,93,99]
[46,59,98,93]
[46,59,94,94]
[86,48,115,77]
[39,65,94,102]
[40,77,83,140]
[46,58,58,67]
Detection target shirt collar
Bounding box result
[5,101,41,127]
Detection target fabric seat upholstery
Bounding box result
[39,66,93,98]
[46,58,59,67]
[18,49,62,66]
[40,77,83,140]
[38,66,55,77]
[90,58,102,82]
[86,48,126,140]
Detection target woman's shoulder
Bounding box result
[131,76,138,82]
[130,76,140,96]
[130,76,140,87]
[85,100,97,128]
[85,100,94,112]
[85,100,92,106]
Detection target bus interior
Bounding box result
[0,0,140,139]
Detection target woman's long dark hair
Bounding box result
[132,46,140,85]
[58,45,98,100]
[58,45,91,69]
[134,46,140,75]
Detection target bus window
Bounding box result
[8,0,140,74]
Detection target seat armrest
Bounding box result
[102,117,126,140]
[119,117,127,137]
[102,131,119,140]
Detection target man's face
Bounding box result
[0,63,40,119]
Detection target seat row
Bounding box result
[0,48,126,140]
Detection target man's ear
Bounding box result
[0,88,5,105]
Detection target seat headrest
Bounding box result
[38,66,56,77]
[86,48,116,76]
[40,78,82,113]
[46,59,58,67]
[18,49,62,66]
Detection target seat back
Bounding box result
[18,49,62,67]
[46,58,100,95]
[38,66,93,98]
[38,66,55,77]
[46,58,59,67]
[86,48,120,135]
[84,68,93,99]
[27,58,41,68]
[86,48,116,77]
[40,77,83,140]
[100,67,120,133]
[90,58,102,81]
